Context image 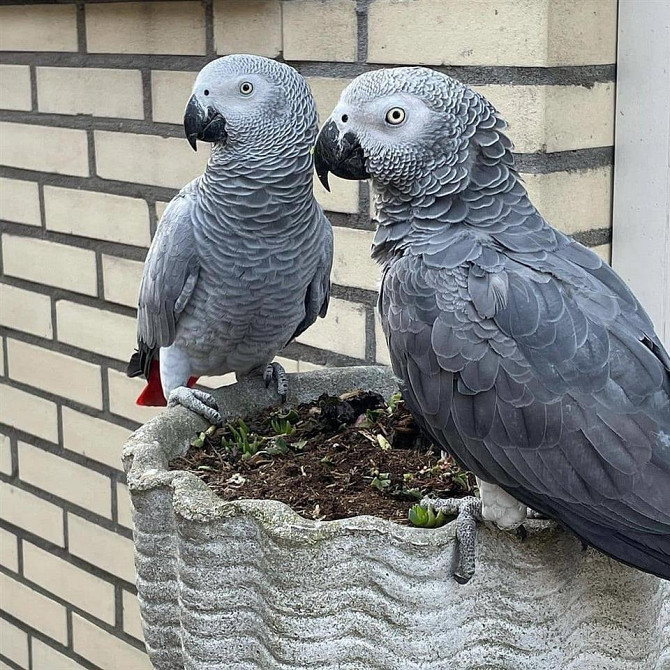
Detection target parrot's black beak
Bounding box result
[183,95,227,152]
[313,119,368,192]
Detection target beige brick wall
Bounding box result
[0,1,616,667]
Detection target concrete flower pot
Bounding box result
[123,366,669,670]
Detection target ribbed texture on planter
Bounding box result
[123,366,670,670]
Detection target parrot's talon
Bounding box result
[419,495,482,584]
[168,387,222,426]
[264,362,288,402]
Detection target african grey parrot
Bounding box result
[314,67,670,583]
[127,55,333,425]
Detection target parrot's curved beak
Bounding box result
[183,95,227,152]
[313,119,368,192]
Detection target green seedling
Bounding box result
[371,472,391,491]
[376,434,391,451]
[270,417,295,435]
[220,419,264,457]
[266,437,289,455]
[292,440,308,451]
[387,392,402,413]
[190,432,206,449]
[408,504,447,528]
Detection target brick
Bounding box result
[296,297,367,359]
[18,442,112,518]
[68,514,136,582]
[283,0,357,62]
[2,235,97,296]
[0,178,41,226]
[44,186,151,247]
[0,384,58,443]
[73,613,152,670]
[368,0,616,67]
[544,82,615,152]
[475,85,544,154]
[0,4,77,52]
[57,301,136,363]
[547,0,618,66]
[122,590,145,641]
[0,572,68,644]
[0,64,31,111]
[592,244,611,264]
[307,77,352,125]
[23,542,115,624]
[62,407,131,471]
[95,130,207,189]
[0,433,11,476]
[7,339,103,409]
[523,166,613,235]
[314,174,359,214]
[86,2,205,55]
[0,284,53,339]
[102,255,144,308]
[476,83,615,154]
[116,482,133,529]
[0,481,65,546]
[156,201,169,220]
[197,372,237,390]
[0,122,89,176]
[213,0,281,57]
[108,368,164,424]
[151,70,195,124]
[374,311,391,366]
[332,227,379,290]
[0,527,19,573]
[297,360,325,372]
[32,639,88,670]
[0,618,29,668]
[36,67,143,119]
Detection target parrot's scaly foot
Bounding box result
[264,362,288,402]
[168,387,222,426]
[420,495,482,584]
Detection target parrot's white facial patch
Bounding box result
[333,92,435,148]
[192,72,275,117]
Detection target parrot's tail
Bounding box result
[135,359,198,407]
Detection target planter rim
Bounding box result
[123,365,469,547]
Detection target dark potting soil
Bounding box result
[170,390,476,524]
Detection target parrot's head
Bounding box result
[314,67,509,195]
[184,55,317,153]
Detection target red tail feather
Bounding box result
[136,360,199,407]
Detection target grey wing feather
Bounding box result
[137,186,199,350]
[291,212,333,341]
[383,236,670,579]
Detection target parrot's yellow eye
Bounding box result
[239,81,254,96]
[385,107,406,125]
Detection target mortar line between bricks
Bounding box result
[140,67,152,122]
[76,0,87,54]
[204,0,215,57]
[29,64,38,112]
[0,651,23,670]
[0,52,617,85]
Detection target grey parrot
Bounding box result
[127,55,333,424]
[313,67,670,583]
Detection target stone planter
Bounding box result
[123,366,669,670]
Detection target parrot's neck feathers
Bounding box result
[370,146,554,268]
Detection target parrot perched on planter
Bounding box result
[313,66,670,583]
[127,55,333,425]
